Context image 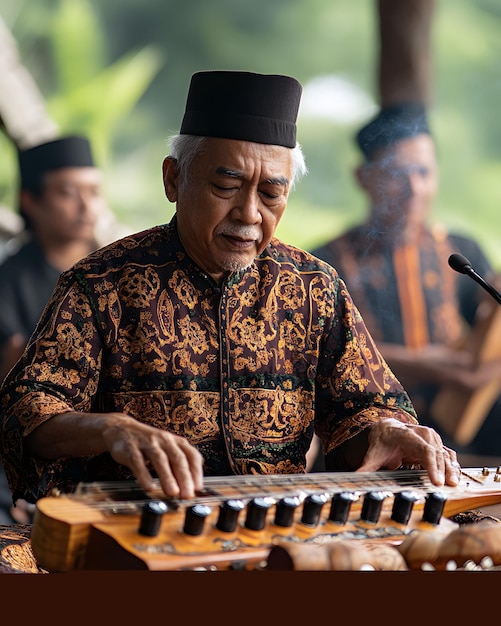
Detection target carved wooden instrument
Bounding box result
[268,518,501,571]
[431,301,501,445]
[30,466,501,572]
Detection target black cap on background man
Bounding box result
[356,102,431,162]
[18,135,95,191]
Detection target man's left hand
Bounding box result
[356,418,461,486]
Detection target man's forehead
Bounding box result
[202,138,292,179]
[43,166,102,185]
[372,135,435,167]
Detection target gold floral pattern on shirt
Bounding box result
[0,221,417,502]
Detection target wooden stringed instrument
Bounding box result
[30,466,501,572]
[431,300,501,445]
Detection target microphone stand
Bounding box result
[448,254,501,306]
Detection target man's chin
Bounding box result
[218,254,255,274]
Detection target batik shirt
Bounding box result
[0,218,416,503]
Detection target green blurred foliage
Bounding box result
[0,0,500,267]
[48,0,163,163]
[0,0,164,224]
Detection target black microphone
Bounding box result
[448,253,501,305]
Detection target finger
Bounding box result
[423,436,462,487]
[146,443,187,498]
[179,439,205,492]
[402,426,448,486]
[108,434,160,492]
[443,446,461,486]
[434,439,446,479]
[421,439,459,487]
[125,446,160,493]
[155,437,205,499]
[414,440,443,487]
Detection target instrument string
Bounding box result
[78,468,430,492]
[39,468,495,515]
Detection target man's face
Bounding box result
[25,167,104,244]
[163,137,293,283]
[359,134,439,239]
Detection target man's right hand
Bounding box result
[26,411,205,499]
[102,415,205,498]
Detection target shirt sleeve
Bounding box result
[0,270,104,502]
[314,276,418,456]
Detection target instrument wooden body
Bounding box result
[431,302,501,445]
[30,467,501,572]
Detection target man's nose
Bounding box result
[407,170,427,196]
[78,192,101,219]
[233,189,262,223]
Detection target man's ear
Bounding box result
[354,163,370,191]
[19,189,39,220]
[162,156,179,202]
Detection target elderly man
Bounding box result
[0,71,459,513]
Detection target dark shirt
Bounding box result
[311,224,491,346]
[0,236,61,350]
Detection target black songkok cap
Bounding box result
[180,71,302,148]
[18,135,95,188]
[356,102,431,161]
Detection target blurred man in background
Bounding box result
[311,103,501,462]
[0,135,105,380]
[0,134,107,523]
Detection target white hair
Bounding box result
[166,134,308,187]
